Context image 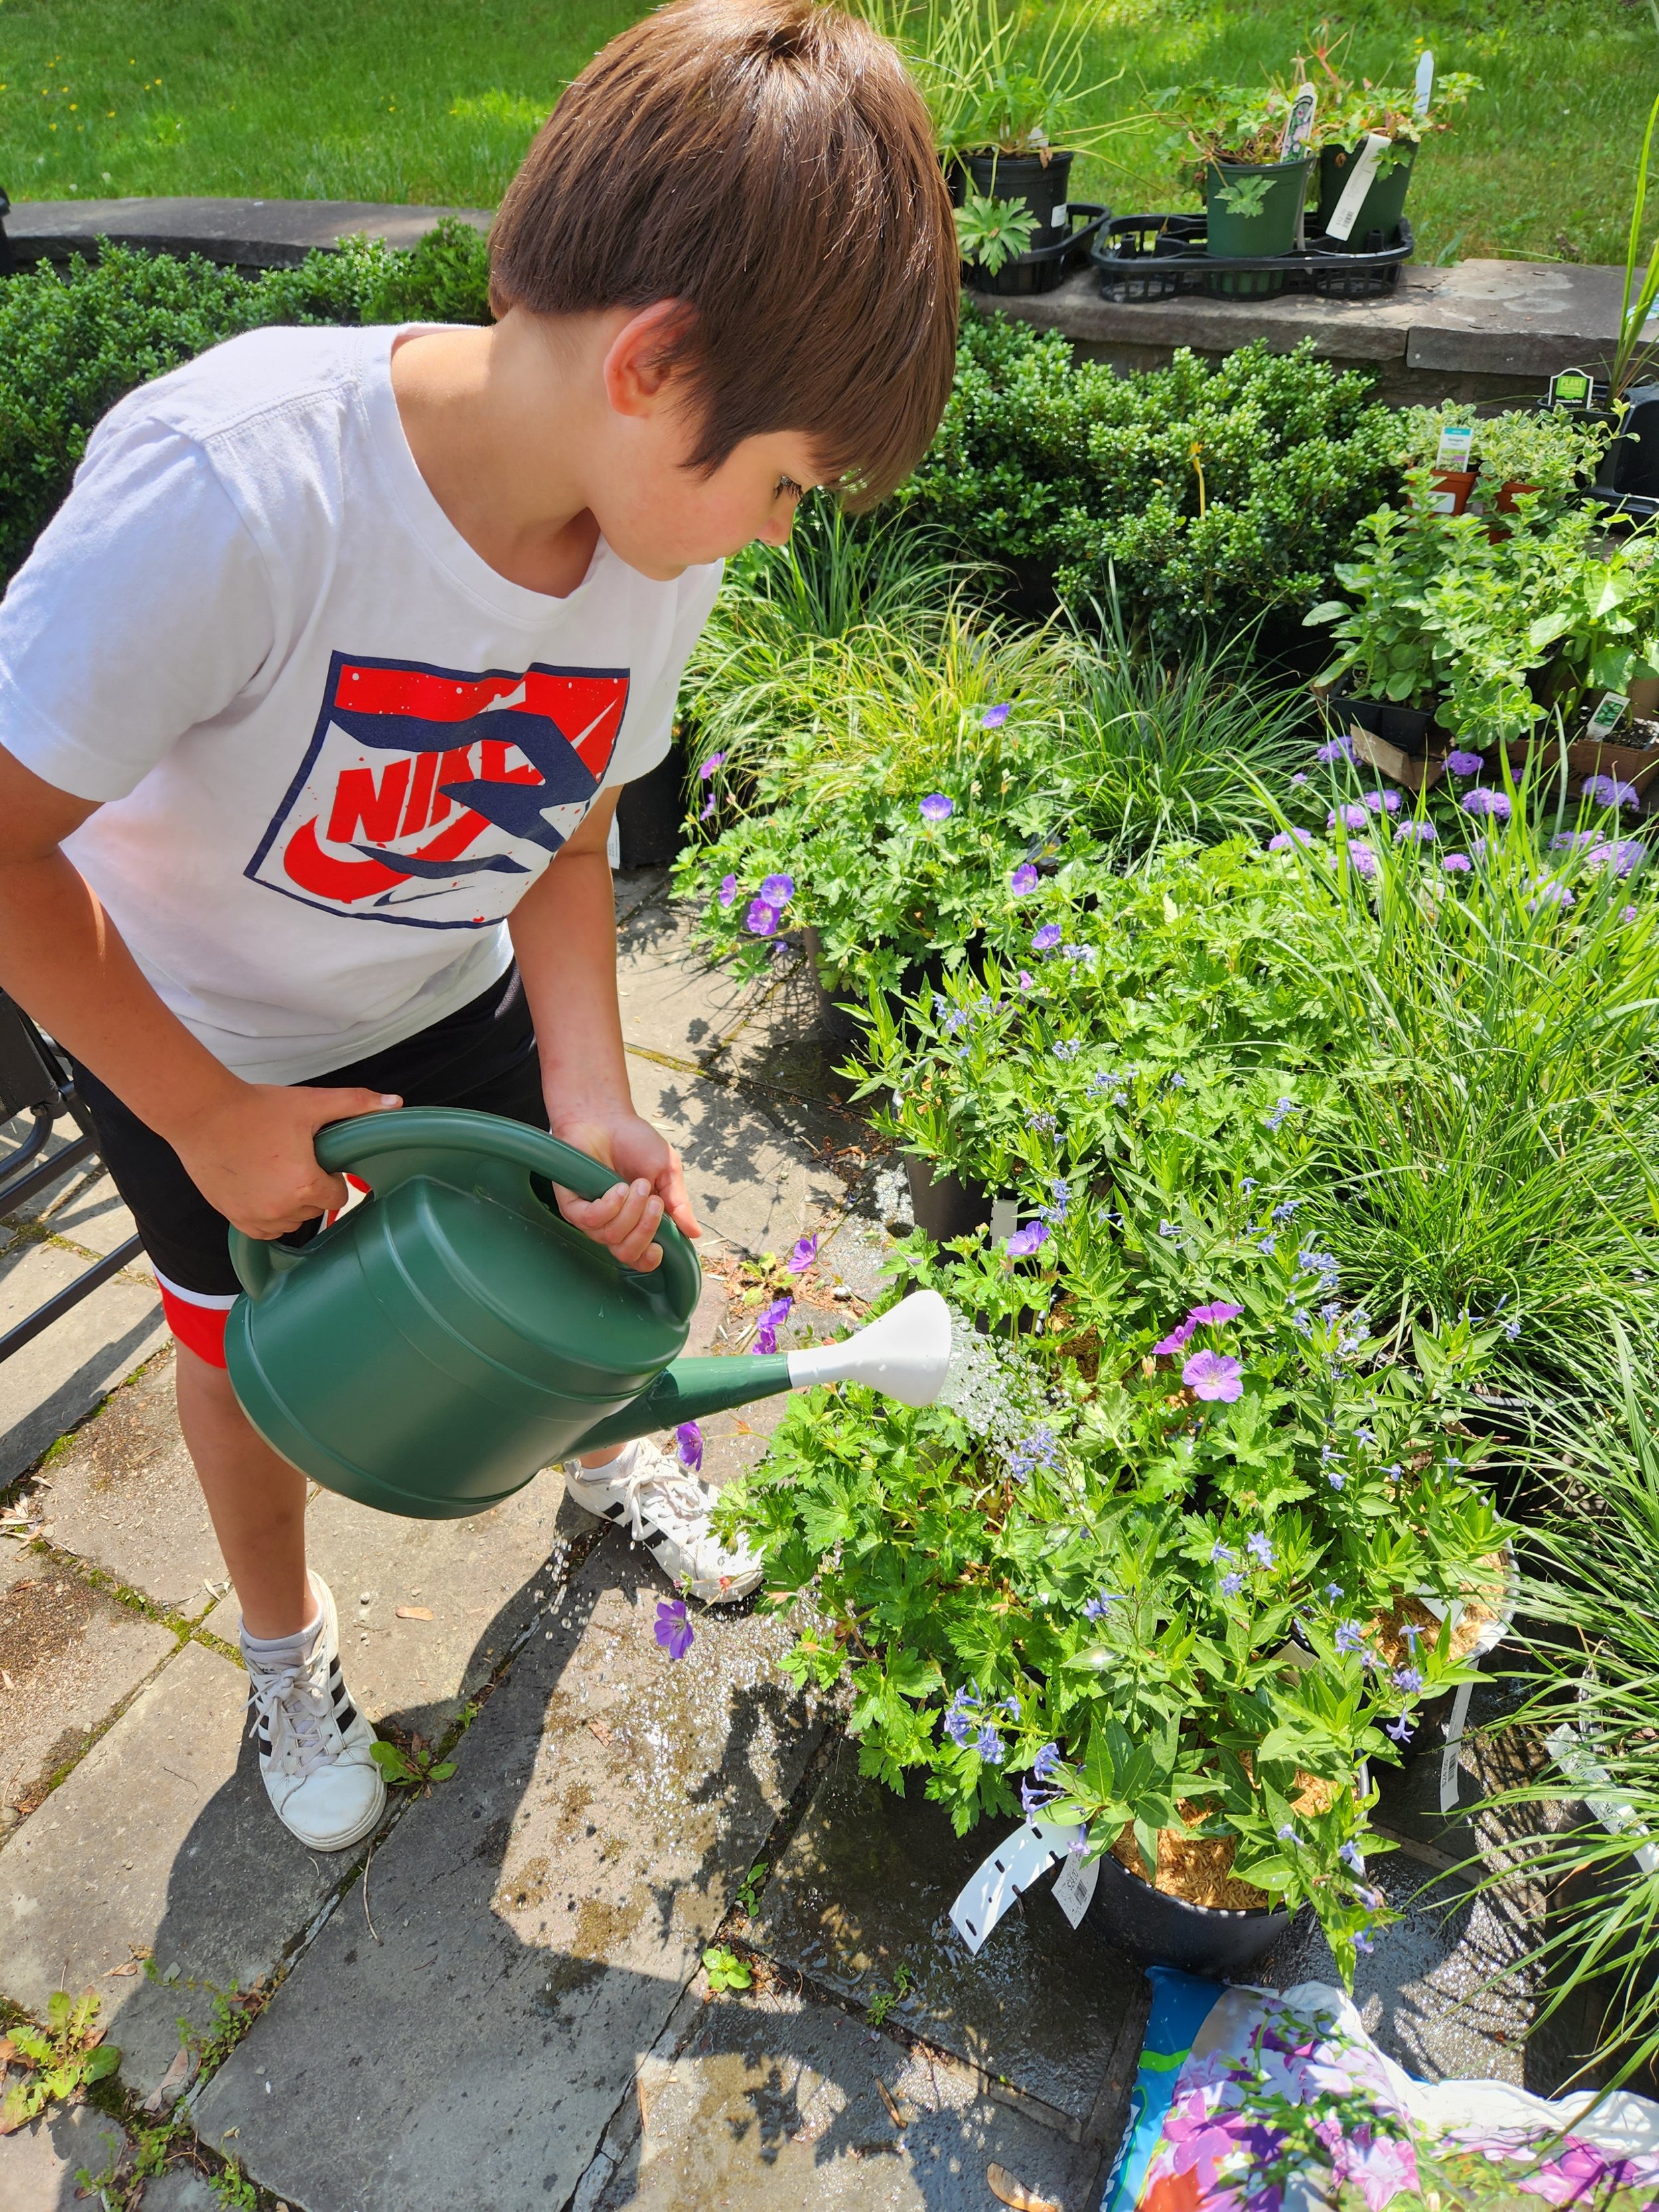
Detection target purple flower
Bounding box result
[974,1724,1005,1764]
[1395,818,1436,844]
[675,1421,703,1473]
[1336,1621,1364,1654]
[1187,1300,1243,1325]
[1032,924,1062,953]
[1593,838,1648,877]
[1315,735,1354,765]
[1623,903,1640,922]
[1439,852,1473,874]
[1385,1714,1412,1742]
[1220,1572,1246,1595]
[1329,804,1370,831]
[1017,970,1035,991]
[787,1234,818,1274]
[1246,1531,1275,1568]
[1184,1350,1244,1402]
[1007,1222,1050,1260]
[920,793,954,822]
[1277,1823,1299,1844]
[1083,1591,1125,1619]
[1585,773,1641,810]
[699,753,727,780]
[1265,1096,1297,1132]
[760,873,796,906]
[1461,788,1511,821]
[1327,1470,1346,1490]
[1445,749,1484,776]
[1010,861,1041,895]
[1291,772,1309,786]
[1210,1541,1235,1563]
[1348,841,1379,878]
[1392,1666,1423,1696]
[699,795,716,821]
[981,703,1012,729]
[943,1688,979,1747]
[746,898,779,936]
[655,1597,695,1660]
[719,874,739,909]
[1268,828,1314,851]
[750,1294,793,1356]
[1153,1318,1196,1357]
[1339,1840,1365,1872]
[1362,789,1401,815]
[1528,879,1575,911]
[1354,1928,1376,1955]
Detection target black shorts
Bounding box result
[74,963,546,1364]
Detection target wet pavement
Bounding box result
[0,874,1559,2211]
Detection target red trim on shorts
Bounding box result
[159,1283,232,1367]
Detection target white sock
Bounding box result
[576,1440,638,1485]
[242,1603,323,1668]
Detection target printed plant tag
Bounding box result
[1432,422,1475,473]
[1325,131,1394,242]
[1051,1843,1100,1929]
[1052,203,1069,227]
[1587,691,1628,739]
[949,1817,1082,1955]
[1550,366,1596,409]
[1278,86,1317,161]
[990,1198,1021,1245]
[1425,490,1459,515]
[1413,49,1435,118]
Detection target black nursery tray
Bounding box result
[964,202,1108,299]
[1091,212,1413,303]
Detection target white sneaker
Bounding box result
[241,1575,386,1852]
[562,1438,763,1604]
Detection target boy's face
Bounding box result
[597,410,827,582]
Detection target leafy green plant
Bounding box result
[1609,89,1659,407]
[1151,82,1297,183]
[702,1945,754,1994]
[370,1735,455,1791]
[736,1859,770,1916]
[857,0,1128,159]
[955,189,1039,275]
[0,1990,119,2132]
[867,1990,899,2026]
[1213,171,1277,218]
[1392,403,1610,508]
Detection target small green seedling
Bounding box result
[702,1946,753,1995]
[736,1859,769,1917]
[0,1990,120,2133]
[955,190,1038,275]
[891,1964,914,1998]
[867,1991,897,2027]
[370,1735,455,1792]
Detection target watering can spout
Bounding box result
[567,1289,955,1457]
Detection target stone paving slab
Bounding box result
[0,1240,166,1485]
[194,1526,824,2210]
[3,1112,143,1260]
[625,1056,847,1262]
[0,1546,176,1822]
[0,1638,355,2100]
[23,1353,228,1620]
[0,2100,130,2212]
[591,1984,1103,2212]
[751,1739,1145,2140]
[616,899,774,1066]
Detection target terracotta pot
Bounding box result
[1427,468,1478,516]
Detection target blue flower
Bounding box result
[1009,1425,1060,1478]
[1220,1571,1246,1596]
[1247,1532,1275,1568]
[1339,1840,1365,1872]
[1264,1097,1297,1132]
[1271,1200,1299,1224]
[1335,1620,1364,1654]
[1277,1824,1299,1844]
[1327,1471,1346,1491]
[920,792,954,822]
[1032,1741,1061,1781]
[1210,1540,1235,1563]
[1326,1583,1344,1602]
[1385,1714,1412,1743]
[981,703,1012,729]
[1354,1929,1376,1955]
[1392,1666,1423,1696]
[975,1725,1006,1765]
[943,1687,981,1747]
[1052,1039,1082,1061]
[1083,1590,1125,1619]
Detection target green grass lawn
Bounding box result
[3,0,1654,266]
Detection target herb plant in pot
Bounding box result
[1307,61,1479,246]
[1161,86,1314,296]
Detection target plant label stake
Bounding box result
[1279,88,1317,161]
[1413,50,1435,120]
[1326,133,1395,244]
[1550,366,1596,409]
[1432,422,1475,473]
[990,1197,1021,1244]
[1586,690,1629,740]
[949,1818,1087,1954]
[1050,1843,1101,1929]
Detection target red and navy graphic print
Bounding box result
[246,652,630,928]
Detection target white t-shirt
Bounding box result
[0,323,721,1081]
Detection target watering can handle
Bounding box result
[228,1107,702,1324]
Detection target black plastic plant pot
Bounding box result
[1315,137,1415,241]
[801,926,864,1047]
[903,1154,993,1242]
[1334,694,1439,757]
[1082,1846,1293,1977]
[615,743,688,869]
[963,148,1076,239]
[1595,386,1659,500]
[962,204,1109,298]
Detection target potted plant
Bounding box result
[1469,407,1613,521]
[1157,85,1315,295]
[1298,41,1480,246]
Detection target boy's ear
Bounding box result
[602,300,698,420]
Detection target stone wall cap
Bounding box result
[4,196,491,269]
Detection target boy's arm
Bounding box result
[508,790,699,1276]
[0,744,401,1237]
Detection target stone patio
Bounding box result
[0,873,1550,2211]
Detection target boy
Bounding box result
[0,0,956,1853]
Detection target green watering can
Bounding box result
[224,1108,953,1520]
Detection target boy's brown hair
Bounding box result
[489,0,958,507]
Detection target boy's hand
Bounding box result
[169,1082,403,1240]
[549,1110,699,1274]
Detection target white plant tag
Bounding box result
[1437,1678,1477,1814]
[990,1198,1021,1245]
[949,1817,1082,1954]
[1279,87,1317,161]
[1413,50,1435,117]
[1587,690,1628,739]
[1052,202,1069,227]
[1433,422,1475,473]
[1325,132,1394,242]
[1050,1842,1100,1928]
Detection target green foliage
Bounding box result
[0,1990,119,2133]
[1391,403,1611,508]
[735,1860,769,1917]
[853,0,1129,159]
[370,1736,455,1790]
[954,190,1037,275]
[701,1945,754,1994]
[0,220,490,590]
[902,317,1405,646]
